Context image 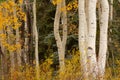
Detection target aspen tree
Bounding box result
[98,0,109,79]
[0,1,26,77]
[53,0,65,71]
[24,0,29,64]
[78,0,88,79]
[87,0,98,78]
[24,15,28,64]
[61,0,67,59]
[33,0,40,79]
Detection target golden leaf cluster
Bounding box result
[0,0,26,52]
[52,0,78,11]
[66,0,78,11]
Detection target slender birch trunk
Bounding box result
[33,0,40,79]
[24,17,28,64]
[87,0,98,78]
[98,0,109,79]
[26,0,34,64]
[61,0,67,56]
[78,0,88,79]
[54,1,65,71]
[24,0,29,64]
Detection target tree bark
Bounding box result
[24,0,29,64]
[33,0,40,79]
[78,0,88,79]
[24,17,28,64]
[54,1,65,71]
[87,0,98,79]
[61,0,67,58]
[98,0,109,79]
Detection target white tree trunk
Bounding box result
[24,15,28,64]
[54,2,65,71]
[21,0,28,64]
[78,0,88,79]
[98,0,109,79]
[61,0,67,56]
[87,0,98,78]
[33,0,40,79]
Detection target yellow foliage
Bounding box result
[4,49,120,80]
[0,0,25,52]
[52,0,62,5]
[57,49,81,80]
[66,0,78,11]
[52,0,78,11]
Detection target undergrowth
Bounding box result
[2,50,120,80]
